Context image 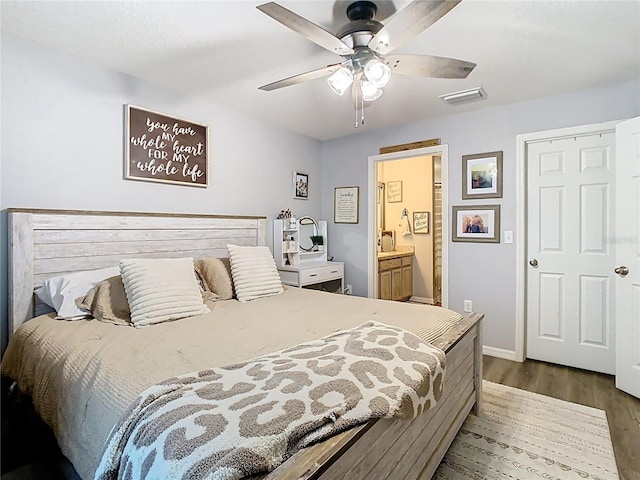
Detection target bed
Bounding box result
[3,208,483,480]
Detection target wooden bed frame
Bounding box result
[7,208,483,480]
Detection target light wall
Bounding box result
[0,33,323,352]
[378,156,434,301]
[320,78,640,353]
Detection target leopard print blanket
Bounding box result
[95,321,446,480]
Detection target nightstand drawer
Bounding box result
[300,264,344,285]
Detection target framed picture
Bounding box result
[413,211,430,234]
[293,171,309,200]
[462,151,503,199]
[387,180,402,202]
[334,186,359,224]
[125,105,208,187]
[452,205,501,243]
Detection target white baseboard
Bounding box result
[483,346,519,361]
[409,296,434,304]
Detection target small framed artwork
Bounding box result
[334,186,359,224]
[452,205,501,243]
[293,171,309,200]
[387,180,402,202]
[462,151,503,199]
[413,211,430,234]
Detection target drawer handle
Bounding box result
[330,270,338,274]
[309,273,318,277]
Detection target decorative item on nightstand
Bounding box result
[276,209,296,230]
[310,235,324,252]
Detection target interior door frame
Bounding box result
[367,145,449,306]
[514,120,621,362]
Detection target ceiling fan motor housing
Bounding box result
[337,1,383,50]
[337,20,383,49]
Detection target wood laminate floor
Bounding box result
[483,356,640,480]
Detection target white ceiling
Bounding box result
[2,1,639,141]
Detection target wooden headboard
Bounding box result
[8,209,266,334]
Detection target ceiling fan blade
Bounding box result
[369,0,462,56]
[385,54,475,78]
[259,64,342,91]
[257,2,354,56]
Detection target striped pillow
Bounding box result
[119,257,210,327]
[227,245,284,302]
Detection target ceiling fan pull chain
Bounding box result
[361,92,365,126]
[354,83,360,128]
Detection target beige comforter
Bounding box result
[1,287,462,480]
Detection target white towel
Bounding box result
[400,214,412,236]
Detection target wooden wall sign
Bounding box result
[334,186,360,224]
[125,105,208,187]
[379,138,440,155]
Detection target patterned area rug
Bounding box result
[435,381,619,479]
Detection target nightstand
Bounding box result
[277,261,344,293]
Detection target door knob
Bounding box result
[615,266,629,276]
[529,259,538,267]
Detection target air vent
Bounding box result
[439,87,487,105]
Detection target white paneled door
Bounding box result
[527,130,617,374]
[615,117,640,399]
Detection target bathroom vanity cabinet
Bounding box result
[378,251,413,301]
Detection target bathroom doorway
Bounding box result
[367,145,449,307]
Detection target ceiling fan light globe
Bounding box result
[328,67,354,96]
[364,58,391,88]
[361,80,383,101]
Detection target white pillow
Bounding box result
[227,245,284,302]
[119,257,210,327]
[35,267,120,320]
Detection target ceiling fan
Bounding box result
[257,0,476,127]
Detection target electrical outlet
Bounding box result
[463,300,473,312]
[345,284,352,295]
